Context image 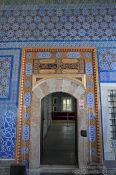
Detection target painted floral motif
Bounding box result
[86,63,93,75]
[37,52,52,59]
[89,113,95,120]
[56,52,62,59]
[25,80,31,88]
[26,63,32,76]
[86,82,93,88]
[24,112,30,120]
[24,92,31,107]
[87,93,94,108]
[85,52,92,58]
[0,109,17,158]
[88,125,96,142]
[67,52,81,58]
[22,125,29,141]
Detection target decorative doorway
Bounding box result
[16,47,102,169]
[30,77,87,168]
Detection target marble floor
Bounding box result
[28,171,103,175]
[41,120,77,165]
[28,120,104,175]
[29,173,72,175]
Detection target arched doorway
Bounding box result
[40,92,77,165]
[29,77,88,169]
[16,47,102,170]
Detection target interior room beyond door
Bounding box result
[40,92,78,165]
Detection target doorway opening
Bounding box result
[40,92,78,165]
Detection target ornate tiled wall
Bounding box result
[98,48,116,82]
[0,4,116,159]
[0,49,21,158]
[0,49,22,106]
[0,5,115,41]
[0,107,17,158]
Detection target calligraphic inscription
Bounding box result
[33,59,85,74]
[39,63,57,69]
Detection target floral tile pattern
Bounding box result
[0,107,17,158]
[0,5,115,41]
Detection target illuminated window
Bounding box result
[108,90,116,140]
[53,97,58,112]
[62,98,72,112]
